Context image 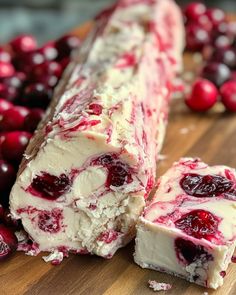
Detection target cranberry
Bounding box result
[13,51,45,73]
[31,61,62,80]
[0,62,15,79]
[38,210,61,233]
[22,83,52,109]
[202,62,231,87]
[1,71,26,89]
[175,238,211,265]
[175,209,219,240]
[0,224,17,260]
[184,2,206,22]
[220,80,236,111]
[0,48,11,63]
[88,103,103,115]
[214,35,232,50]
[0,83,18,102]
[205,8,226,27]
[185,79,218,112]
[211,48,236,69]
[60,57,70,70]
[212,22,228,37]
[1,208,21,229]
[10,34,37,54]
[0,99,13,115]
[180,173,233,197]
[1,131,32,163]
[0,160,16,191]
[31,172,71,199]
[0,106,30,131]
[38,42,58,61]
[186,24,210,51]
[24,108,44,132]
[55,34,81,60]
[220,271,226,278]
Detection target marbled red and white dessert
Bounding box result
[10,0,184,260]
[134,158,236,289]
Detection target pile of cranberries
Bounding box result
[0,33,81,259]
[184,2,236,112]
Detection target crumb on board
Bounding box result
[159,154,167,161]
[202,292,208,295]
[179,124,195,135]
[148,280,172,292]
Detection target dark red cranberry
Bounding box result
[175,238,211,265]
[212,22,228,37]
[195,15,213,32]
[185,79,218,112]
[1,71,26,89]
[107,164,130,187]
[180,173,233,198]
[24,108,44,132]
[38,210,61,233]
[31,172,71,199]
[220,80,236,111]
[211,48,236,69]
[184,2,206,22]
[88,103,103,115]
[38,42,58,61]
[220,271,226,278]
[1,209,21,229]
[175,209,219,240]
[94,154,115,166]
[0,62,15,79]
[0,106,30,131]
[0,224,17,260]
[55,34,81,60]
[13,51,45,73]
[60,57,70,69]
[32,75,59,88]
[0,160,16,191]
[0,48,11,63]
[31,61,62,80]
[202,62,231,87]
[205,8,226,27]
[186,24,210,51]
[10,34,37,54]
[214,35,233,50]
[22,83,52,109]
[0,99,13,115]
[0,83,18,102]
[1,131,32,163]
[231,256,236,263]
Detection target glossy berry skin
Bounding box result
[205,8,226,27]
[0,106,29,131]
[1,131,32,163]
[0,160,16,192]
[220,80,236,112]
[211,48,236,69]
[10,34,37,54]
[0,224,17,260]
[38,42,58,61]
[55,34,81,60]
[185,79,218,112]
[202,62,231,88]
[0,62,15,79]
[0,99,13,115]
[186,24,210,51]
[1,71,26,89]
[31,61,62,80]
[0,48,11,63]
[0,83,18,102]
[184,2,206,22]
[24,108,44,132]
[13,51,45,73]
[22,83,52,109]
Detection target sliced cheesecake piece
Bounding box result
[134,158,236,289]
[10,0,184,259]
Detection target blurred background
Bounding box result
[0,0,235,44]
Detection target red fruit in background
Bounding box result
[55,34,81,60]
[205,8,226,27]
[211,48,236,69]
[22,83,52,109]
[0,224,17,260]
[186,24,210,51]
[24,108,44,132]
[184,2,206,22]
[0,48,11,63]
[0,83,18,102]
[38,42,58,61]
[31,61,62,79]
[220,80,236,112]
[0,106,29,131]
[10,34,37,54]
[214,35,233,50]
[60,57,70,70]
[0,160,16,191]
[1,131,32,163]
[185,79,218,111]
[0,99,13,115]
[0,62,15,79]
[1,72,26,89]
[13,51,45,74]
[202,62,231,87]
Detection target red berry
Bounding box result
[30,173,71,200]
[60,57,70,70]
[185,79,218,111]
[10,34,37,54]
[31,61,62,79]
[211,48,236,69]
[22,83,52,109]
[0,62,15,79]
[202,62,231,87]
[175,209,219,240]
[186,24,210,51]
[24,108,44,132]
[1,131,32,163]
[55,34,81,60]
[38,42,58,61]
[0,224,17,260]
[214,35,232,50]
[0,160,16,192]
[0,48,11,63]
[13,51,45,74]
[205,8,226,27]
[0,106,29,131]
[0,83,18,102]
[184,2,206,22]
[0,99,13,115]
[38,209,62,233]
[220,80,236,111]
[88,103,103,115]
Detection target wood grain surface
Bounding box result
[1,20,236,295]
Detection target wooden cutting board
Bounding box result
[1,19,236,295]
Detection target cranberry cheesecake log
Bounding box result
[10,0,184,259]
[134,158,236,289]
